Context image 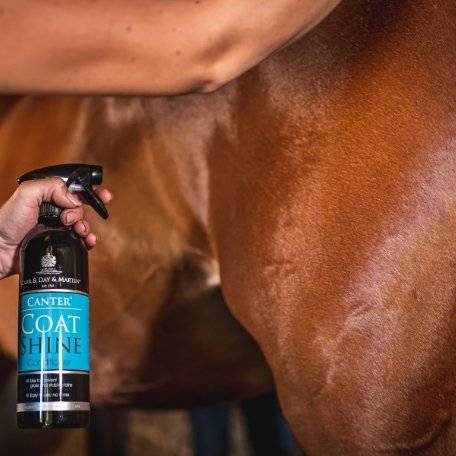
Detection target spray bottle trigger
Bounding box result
[67,169,109,219]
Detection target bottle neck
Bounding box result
[38,215,65,227]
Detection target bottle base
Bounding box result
[17,410,89,429]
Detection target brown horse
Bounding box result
[0,0,455,453]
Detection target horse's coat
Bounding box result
[0,0,455,454]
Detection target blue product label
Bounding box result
[18,291,89,373]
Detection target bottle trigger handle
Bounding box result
[67,168,109,219]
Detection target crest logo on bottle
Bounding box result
[37,247,61,275]
[41,251,57,268]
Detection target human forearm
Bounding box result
[0,0,339,95]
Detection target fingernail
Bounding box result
[67,192,82,206]
[106,191,113,202]
[65,213,75,225]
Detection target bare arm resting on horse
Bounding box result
[0,0,339,95]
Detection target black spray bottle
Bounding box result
[16,164,108,429]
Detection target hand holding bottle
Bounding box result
[0,178,112,279]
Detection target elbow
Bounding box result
[197,64,232,94]
[195,51,245,94]
[199,80,224,94]
[183,27,255,94]
[198,70,229,93]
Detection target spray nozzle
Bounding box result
[17,164,109,220]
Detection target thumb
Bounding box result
[18,177,82,210]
